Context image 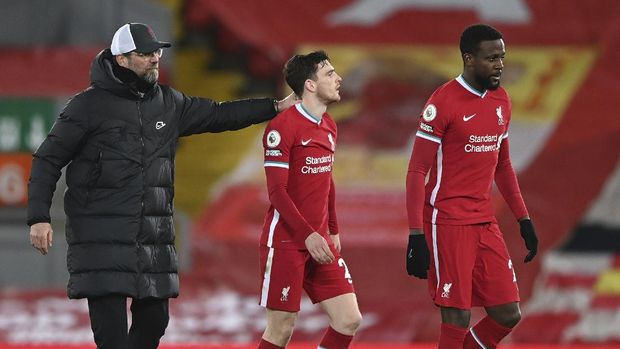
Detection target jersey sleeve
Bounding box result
[406,136,439,229]
[415,94,451,145]
[326,116,339,234]
[263,119,315,239]
[328,177,339,234]
[494,108,529,221]
[406,94,450,229]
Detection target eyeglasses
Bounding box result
[131,48,164,58]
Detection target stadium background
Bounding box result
[0,0,619,348]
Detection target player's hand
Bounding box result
[305,232,335,264]
[30,222,53,256]
[276,92,298,112]
[519,218,538,263]
[406,229,430,279]
[328,233,341,253]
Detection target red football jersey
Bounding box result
[261,104,338,250]
[410,76,523,226]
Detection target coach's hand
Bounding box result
[30,222,53,256]
[275,92,298,112]
[305,232,335,264]
[519,218,538,263]
[406,229,430,279]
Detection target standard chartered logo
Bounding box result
[464,133,503,153]
[302,155,333,174]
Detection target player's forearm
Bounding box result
[406,170,426,229]
[268,186,315,238]
[328,177,339,234]
[495,145,528,220]
[406,139,436,229]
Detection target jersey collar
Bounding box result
[456,75,487,98]
[296,103,322,124]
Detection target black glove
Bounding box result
[519,219,538,263]
[406,233,430,279]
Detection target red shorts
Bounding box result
[259,244,355,312]
[425,223,520,309]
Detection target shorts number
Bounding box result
[338,258,353,284]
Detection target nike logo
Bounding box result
[301,139,312,146]
[155,121,166,130]
[408,249,413,259]
[463,114,476,122]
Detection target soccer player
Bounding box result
[258,51,362,349]
[405,24,539,349]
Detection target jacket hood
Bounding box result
[90,49,156,99]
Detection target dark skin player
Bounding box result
[410,36,532,329]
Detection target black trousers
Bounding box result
[87,296,169,349]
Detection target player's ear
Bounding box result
[305,79,317,93]
[463,53,474,67]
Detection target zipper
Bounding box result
[85,150,103,207]
[137,100,146,298]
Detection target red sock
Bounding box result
[318,326,354,349]
[463,316,512,349]
[258,338,284,349]
[438,323,468,349]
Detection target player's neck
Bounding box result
[299,98,326,121]
[461,73,486,94]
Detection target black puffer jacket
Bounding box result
[28,49,276,299]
